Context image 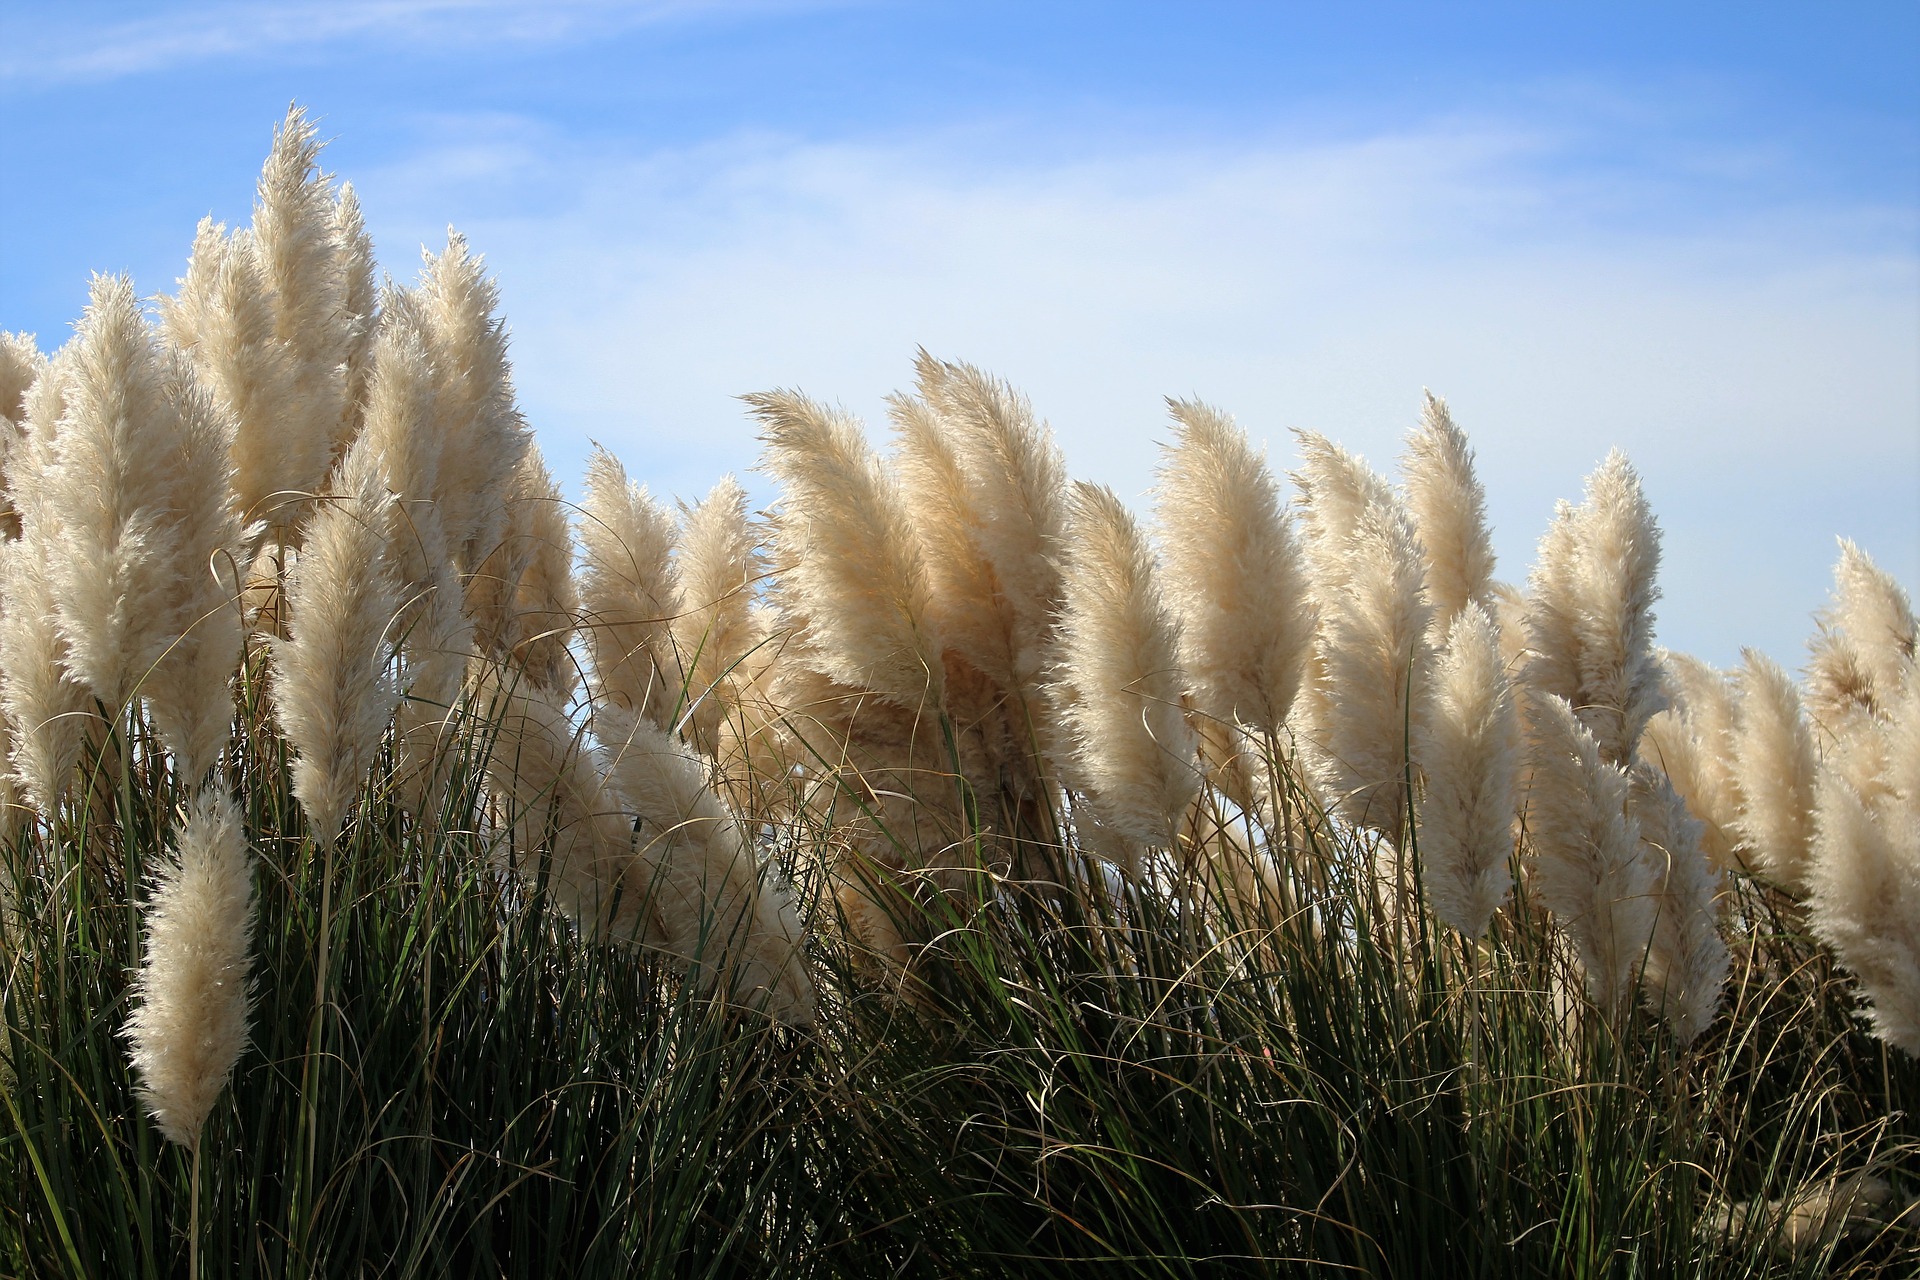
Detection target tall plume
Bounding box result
[1642,652,1743,873]
[598,707,815,1024]
[1156,398,1314,737]
[1729,649,1818,891]
[249,107,352,529]
[1293,433,1432,838]
[1523,451,1666,765]
[274,442,403,847]
[1414,604,1520,937]
[1630,764,1728,1044]
[1053,481,1198,852]
[141,356,246,780]
[124,787,256,1149]
[407,235,530,582]
[0,354,93,813]
[160,218,300,539]
[1807,768,1920,1055]
[45,276,238,715]
[914,353,1066,694]
[578,444,684,730]
[1524,691,1657,1014]
[0,330,41,427]
[333,182,378,447]
[471,444,577,697]
[1805,539,1916,740]
[751,389,943,710]
[671,475,766,754]
[1400,391,1495,631]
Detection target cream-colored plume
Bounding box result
[598,706,815,1024]
[406,235,530,580]
[0,356,93,814]
[913,352,1066,693]
[1414,604,1519,937]
[250,107,353,524]
[125,787,256,1149]
[0,330,40,426]
[333,182,378,447]
[1156,398,1315,737]
[1523,451,1667,765]
[1630,764,1728,1044]
[141,356,246,780]
[1642,652,1743,872]
[477,668,662,942]
[160,218,301,538]
[1524,690,1656,1014]
[1806,539,1916,741]
[1053,481,1198,852]
[1807,768,1920,1055]
[45,277,243,722]
[1294,434,1432,839]
[1729,649,1818,891]
[579,444,684,729]
[274,443,403,846]
[671,475,766,753]
[751,389,943,710]
[1400,391,1495,630]
[471,444,577,696]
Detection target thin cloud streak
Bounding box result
[0,0,831,85]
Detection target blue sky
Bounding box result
[2,1,1915,670]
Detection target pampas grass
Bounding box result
[273,442,403,846]
[1053,481,1198,855]
[1401,390,1495,630]
[125,786,257,1147]
[5,109,1918,1278]
[1731,648,1820,891]
[1524,690,1656,1014]
[578,444,684,730]
[1156,398,1314,737]
[1415,603,1519,937]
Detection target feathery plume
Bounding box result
[0,331,41,427]
[579,444,684,729]
[671,475,765,752]
[1523,452,1666,765]
[1294,437,1432,838]
[274,442,403,846]
[409,235,530,578]
[1400,391,1495,630]
[1806,539,1916,738]
[1488,580,1531,677]
[160,218,302,537]
[914,352,1066,691]
[333,182,378,448]
[1157,398,1315,736]
[599,706,815,1024]
[889,389,1018,689]
[477,668,660,942]
[44,275,199,709]
[1630,764,1728,1044]
[249,107,350,530]
[1524,691,1657,1013]
[1806,769,1920,1055]
[1414,604,1520,937]
[124,787,256,1149]
[142,356,245,780]
[1729,649,1818,891]
[1053,481,1198,851]
[1647,652,1743,870]
[751,389,943,709]
[471,444,577,696]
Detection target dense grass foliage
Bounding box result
[1,666,1912,1276]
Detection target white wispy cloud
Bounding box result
[354,115,1917,668]
[0,0,831,84]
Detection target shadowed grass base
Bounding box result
[1,693,1914,1277]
